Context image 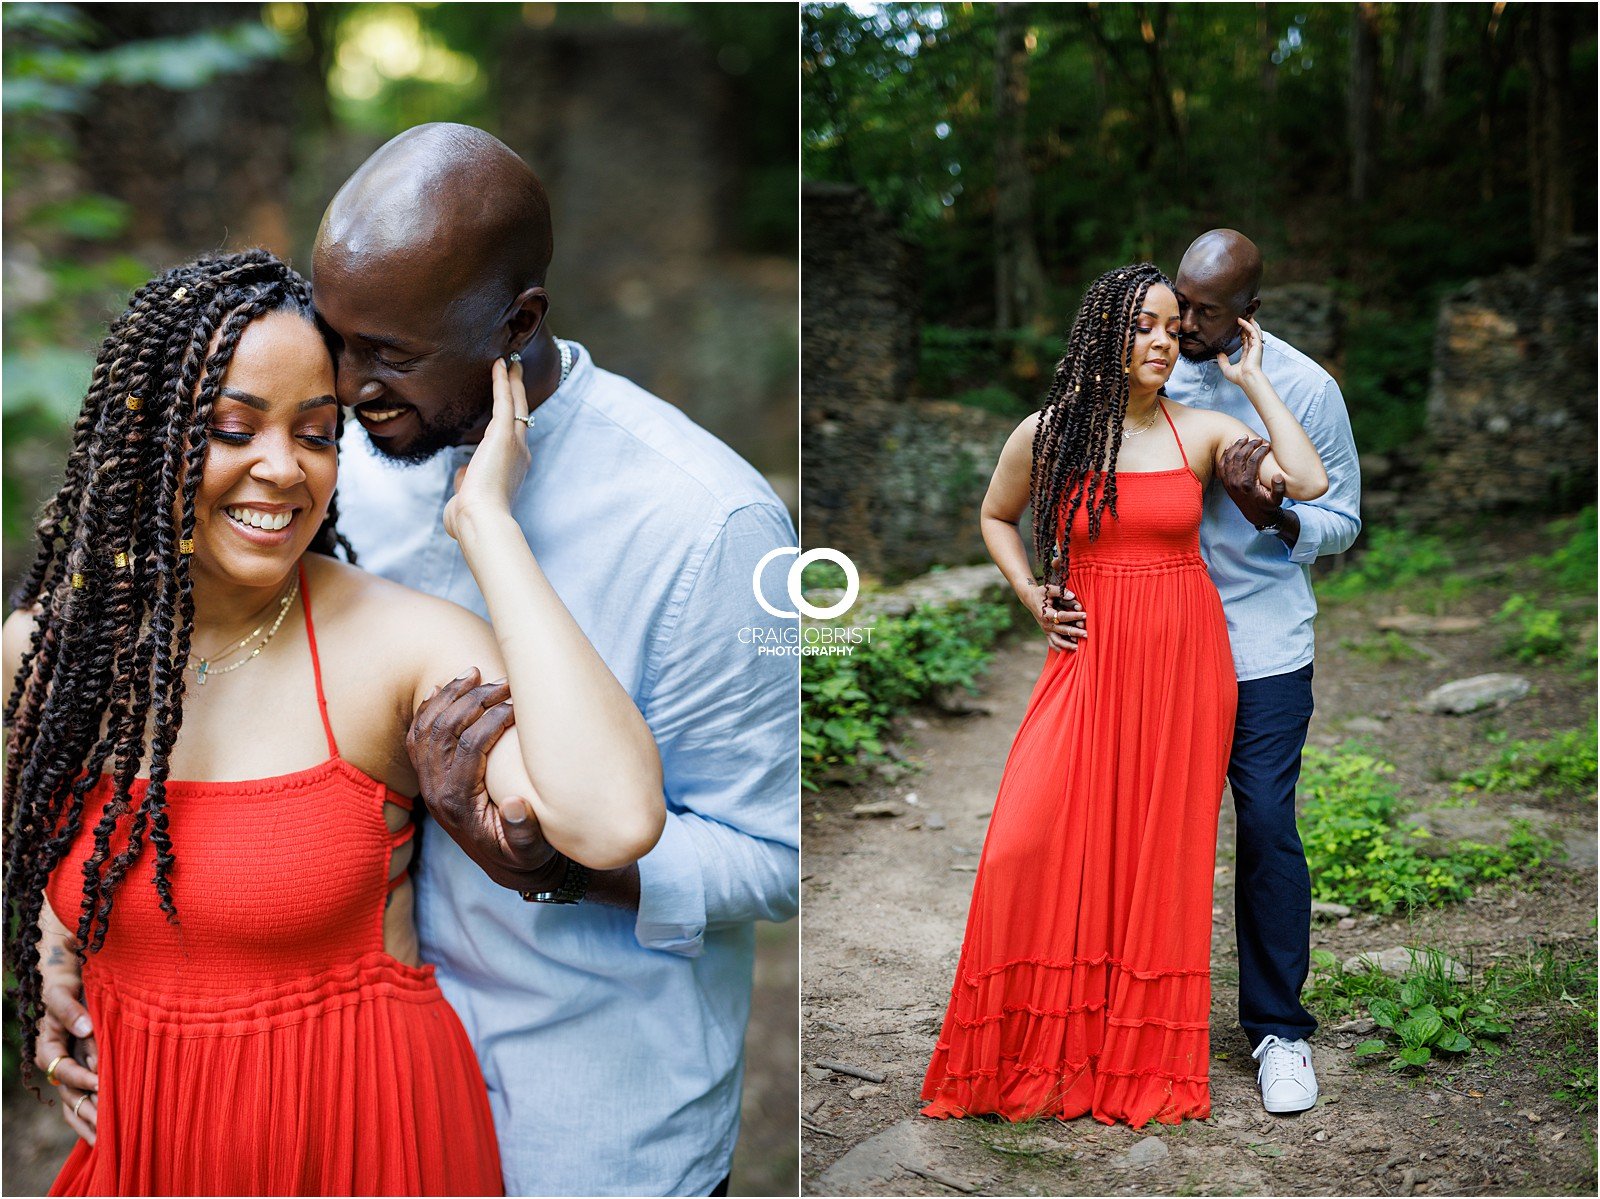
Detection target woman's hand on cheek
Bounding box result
[444,357,532,542]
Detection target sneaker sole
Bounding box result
[1263,1088,1318,1114]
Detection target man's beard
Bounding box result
[365,392,486,466]
[1178,331,1237,363]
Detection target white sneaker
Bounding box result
[1252,1035,1319,1113]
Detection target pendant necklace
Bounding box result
[187,578,299,685]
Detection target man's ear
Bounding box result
[503,287,550,353]
[1243,296,1261,322]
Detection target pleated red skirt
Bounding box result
[921,459,1237,1128]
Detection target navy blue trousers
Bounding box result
[1229,661,1318,1048]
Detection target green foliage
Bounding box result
[1492,594,1567,663]
[1316,527,1457,603]
[1454,723,1599,799]
[916,324,1061,406]
[1298,744,1554,914]
[1337,631,1428,664]
[2,8,286,115]
[1531,506,1598,596]
[1308,947,1511,1074]
[801,592,1023,788]
[1341,306,1434,456]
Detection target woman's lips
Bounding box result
[221,506,299,546]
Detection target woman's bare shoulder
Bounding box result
[302,554,489,636]
[3,607,42,690]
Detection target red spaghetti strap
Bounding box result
[296,561,339,759]
[1158,399,1190,471]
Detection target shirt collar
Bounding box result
[524,339,591,442]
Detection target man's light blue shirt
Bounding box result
[336,343,799,1197]
[1164,329,1362,682]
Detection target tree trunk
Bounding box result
[1386,1,1417,138]
[1527,5,1574,261]
[1137,5,1186,170]
[992,2,1046,332]
[1421,3,1447,117]
[1347,3,1381,203]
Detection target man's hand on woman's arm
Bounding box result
[407,673,641,908]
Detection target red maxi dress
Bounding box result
[46,566,503,1196]
[922,404,1237,1128]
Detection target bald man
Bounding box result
[318,125,797,1195]
[1165,230,1361,1115]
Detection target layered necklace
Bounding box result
[1121,399,1162,438]
[186,576,299,685]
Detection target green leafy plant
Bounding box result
[1530,505,1597,596]
[1299,744,1555,913]
[1454,723,1598,799]
[1309,948,1512,1074]
[1492,594,1567,663]
[801,592,1024,788]
[1317,527,1457,603]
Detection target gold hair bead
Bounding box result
[179,539,195,555]
[114,552,129,569]
[71,573,85,589]
[125,396,143,411]
[173,287,188,300]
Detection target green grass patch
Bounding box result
[1454,723,1598,799]
[801,592,1024,789]
[1299,743,1555,914]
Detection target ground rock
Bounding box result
[1419,673,1531,714]
[1312,900,1353,919]
[1334,1017,1378,1035]
[816,1117,946,1193]
[849,1084,887,1100]
[1115,1136,1170,1169]
[923,811,947,831]
[1376,614,1485,635]
[851,802,902,818]
[1344,946,1468,980]
[1401,804,1558,857]
[1338,916,1358,930]
[1343,717,1388,735]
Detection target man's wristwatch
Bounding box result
[519,857,589,905]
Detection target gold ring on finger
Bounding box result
[45,1055,64,1086]
[71,1093,90,1119]
[513,414,534,428]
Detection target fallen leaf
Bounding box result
[1467,1090,1484,1098]
[1248,1143,1285,1158]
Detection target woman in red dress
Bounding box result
[3,251,666,1194]
[921,264,1327,1128]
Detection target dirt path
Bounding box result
[801,584,1597,1196]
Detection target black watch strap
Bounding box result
[520,858,589,905]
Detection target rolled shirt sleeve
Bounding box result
[633,501,800,955]
[1283,376,1363,564]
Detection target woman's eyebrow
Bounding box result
[220,388,337,412]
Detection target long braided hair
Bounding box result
[3,250,355,1087]
[1029,263,1172,594]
